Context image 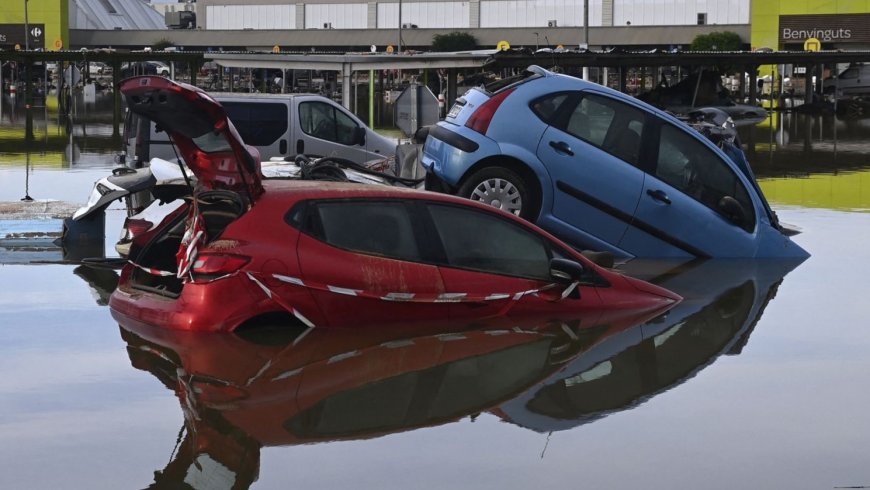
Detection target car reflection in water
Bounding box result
[112,257,802,488]
[117,306,668,489]
[496,258,805,432]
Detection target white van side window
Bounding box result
[222,102,288,146]
[299,101,360,144]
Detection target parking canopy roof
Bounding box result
[206,50,495,108]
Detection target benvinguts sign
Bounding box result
[780,14,870,44]
[782,27,851,41]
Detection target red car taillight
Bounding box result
[465,88,515,135]
[191,253,250,276]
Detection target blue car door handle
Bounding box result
[549,140,574,156]
[646,189,672,204]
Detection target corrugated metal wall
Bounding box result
[206,4,295,29]
[480,0,598,28]
[612,0,749,26]
[203,0,748,30]
[305,3,368,29]
[377,2,471,29]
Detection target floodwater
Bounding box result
[2,93,870,489]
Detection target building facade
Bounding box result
[195,0,750,32]
[15,0,870,53]
[752,1,870,51]
[1,0,68,51]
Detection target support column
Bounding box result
[447,69,458,108]
[804,64,813,106]
[189,59,198,87]
[25,55,34,141]
[748,67,757,106]
[112,59,122,138]
[640,66,646,92]
[341,63,353,109]
[369,69,375,129]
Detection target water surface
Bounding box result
[2,97,870,489]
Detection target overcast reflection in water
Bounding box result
[1,96,870,489]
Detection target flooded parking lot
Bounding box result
[2,95,870,489]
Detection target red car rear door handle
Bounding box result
[549,140,574,156]
[646,189,671,204]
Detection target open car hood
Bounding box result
[120,76,263,201]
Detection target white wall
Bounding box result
[377,2,471,29]
[480,0,605,28]
[206,4,295,29]
[613,0,749,26]
[305,3,369,29]
[203,0,748,30]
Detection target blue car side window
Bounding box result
[655,124,756,232]
[561,94,647,168]
[530,93,570,124]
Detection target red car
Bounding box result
[109,76,680,332]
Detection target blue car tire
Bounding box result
[458,166,538,220]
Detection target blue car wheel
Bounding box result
[458,167,536,220]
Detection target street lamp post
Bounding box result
[24,0,30,51]
[398,0,402,53]
[582,0,589,80]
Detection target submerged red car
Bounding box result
[109,76,680,332]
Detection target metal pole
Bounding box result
[369,69,374,129]
[24,0,30,52]
[398,0,403,53]
[582,0,589,80]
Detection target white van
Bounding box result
[823,64,870,96]
[123,93,395,167]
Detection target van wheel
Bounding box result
[458,167,536,220]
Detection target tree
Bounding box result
[690,31,743,51]
[432,32,478,52]
[152,38,176,51]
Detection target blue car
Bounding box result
[422,66,808,259]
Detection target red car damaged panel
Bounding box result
[110,180,680,332]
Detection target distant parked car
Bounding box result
[120,61,170,78]
[823,63,870,96]
[109,75,681,332]
[422,66,808,260]
[87,61,111,75]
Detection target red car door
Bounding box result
[423,202,604,321]
[295,200,450,327]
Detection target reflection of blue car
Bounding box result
[495,258,805,432]
[422,66,808,259]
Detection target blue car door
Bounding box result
[620,121,759,258]
[535,92,647,254]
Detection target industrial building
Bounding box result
[2,1,870,53]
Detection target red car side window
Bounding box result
[310,201,422,262]
[426,203,551,280]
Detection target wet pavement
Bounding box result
[2,94,870,489]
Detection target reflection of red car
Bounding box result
[119,307,669,487]
[109,76,680,332]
